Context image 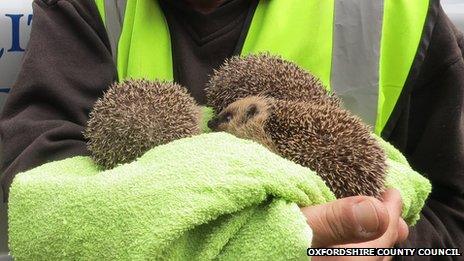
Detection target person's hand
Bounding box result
[301,189,409,260]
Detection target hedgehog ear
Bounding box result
[246,104,258,120]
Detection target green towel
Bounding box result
[8,133,430,260]
[375,136,431,224]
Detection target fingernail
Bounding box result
[353,200,379,236]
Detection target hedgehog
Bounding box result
[84,79,201,169]
[205,53,340,113]
[208,96,387,198]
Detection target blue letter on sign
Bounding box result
[28,14,33,26]
[6,14,25,52]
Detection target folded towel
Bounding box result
[8,133,430,260]
[374,136,431,224]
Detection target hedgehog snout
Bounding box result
[208,117,220,130]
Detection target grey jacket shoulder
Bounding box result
[34,0,108,43]
[38,0,96,9]
[0,0,117,200]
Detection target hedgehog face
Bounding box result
[208,96,272,132]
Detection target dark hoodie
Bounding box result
[0,0,463,258]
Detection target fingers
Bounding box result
[302,189,410,248]
[397,218,409,242]
[301,196,389,247]
[382,189,403,220]
[382,189,404,242]
[382,189,409,244]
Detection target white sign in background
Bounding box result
[0,3,33,258]
[0,0,33,111]
[443,0,464,32]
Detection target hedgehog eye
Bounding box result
[222,112,233,122]
[246,104,258,119]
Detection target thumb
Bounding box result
[301,196,390,247]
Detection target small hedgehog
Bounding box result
[84,79,201,169]
[208,96,387,198]
[205,53,340,113]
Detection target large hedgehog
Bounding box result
[84,79,201,169]
[205,53,340,113]
[208,96,387,198]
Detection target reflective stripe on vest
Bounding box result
[94,0,430,135]
[95,0,126,61]
[331,0,384,129]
